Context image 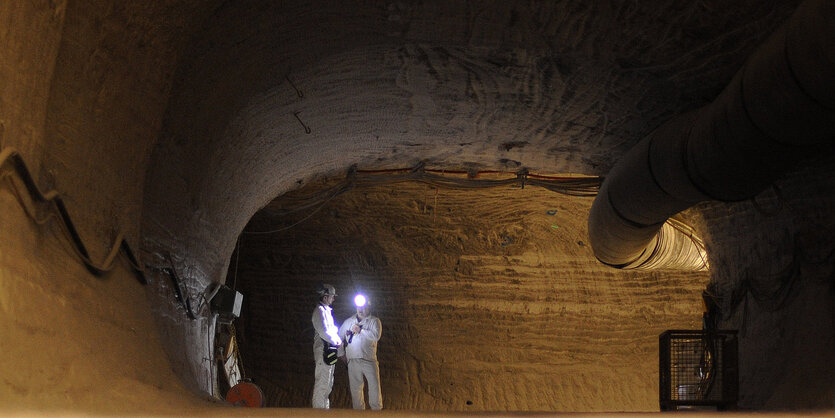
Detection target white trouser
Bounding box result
[312,350,335,409]
[347,358,382,410]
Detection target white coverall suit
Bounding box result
[312,303,342,409]
[338,313,383,410]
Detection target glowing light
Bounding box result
[354,294,367,307]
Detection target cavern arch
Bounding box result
[1,0,833,414]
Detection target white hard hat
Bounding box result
[316,283,337,297]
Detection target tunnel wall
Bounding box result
[231,180,708,411]
[693,161,835,409]
[0,1,212,412]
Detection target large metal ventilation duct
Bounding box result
[588,0,834,270]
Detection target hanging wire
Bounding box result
[232,235,242,291]
[293,111,311,134]
[245,184,344,234]
[244,163,602,234]
[285,74,304,98]
[666,216,710,268]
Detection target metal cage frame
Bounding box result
[659,330,738,411]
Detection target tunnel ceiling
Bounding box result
[140,0,799,283]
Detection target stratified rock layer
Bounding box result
[232,178,708,411]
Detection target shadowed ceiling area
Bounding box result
[143,0,802,281]
[1,0,833,414]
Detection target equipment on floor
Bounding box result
[225,381,265,407]
[659,330,738,411]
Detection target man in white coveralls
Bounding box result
[338,293,383,410]
[311,283,342,409]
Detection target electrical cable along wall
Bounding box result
[0,146,145,280]
[588,0,835,271]
[246,163,603,234]
[0,145,207,323]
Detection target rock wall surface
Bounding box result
[232,178,708,411]
[694,159,835,409]
[0,0,216,413]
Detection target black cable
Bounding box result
[1,146,146,283]
[257,164,600,215]
[244,167,601,235]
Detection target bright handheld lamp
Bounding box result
[354,294,367,307]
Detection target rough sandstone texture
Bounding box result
[233,178,708,411]
[0,0,215,414]
[1,0,833,414]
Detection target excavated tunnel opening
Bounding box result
[225,174,711,411]
[4,0,835,414]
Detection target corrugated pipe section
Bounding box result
[588,0,835,270]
